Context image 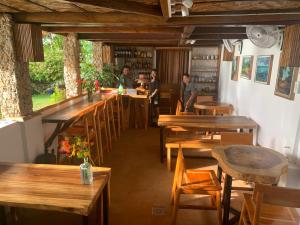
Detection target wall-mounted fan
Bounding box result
[246,26,282,48]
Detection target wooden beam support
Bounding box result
[78,33,180,40]
[160,0,171,18]
[189,33,248,40]
[193,27,246,34]
[180,26,195,45]
[64,0,162,17]
[13,12,165,25]
[43,26,182,34]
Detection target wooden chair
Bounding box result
[239,183,300,225]
[165,137,220,171]
[220,132,253,146]
[105,96,117,150]
[171,147,222,225]
[59,107,101,166]
[112,95,122,138]
[175,100,195,115]
[196,95,214,103]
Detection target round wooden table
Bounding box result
[212,145,288,225]
[194,102,233,115]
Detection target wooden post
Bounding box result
[93,41,103,72]
[63,33,81,98]
[0,14,33,118]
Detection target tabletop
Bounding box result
[42,95,112,123]
[157,115,258,129]
[194,102,232,109]
[0,163,111,216]
[212,145,288,184]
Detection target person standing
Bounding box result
[180,74,197,112]
[119,66,134,89]
[149,69,160,125]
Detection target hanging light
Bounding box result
[182,0,193,8]
[181,5,189,17]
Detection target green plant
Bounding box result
[51,84,66,103]
[80,63,99,93]
[98,63,120,87]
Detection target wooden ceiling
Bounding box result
[1,0,300,46]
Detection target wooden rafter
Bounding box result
[193,27,246,34]
[159,0,171,18]
[180,26,195,45]
[78,33,180,40]
[24,0,55,12]
[63,0,162,16]
[189,33,248,40]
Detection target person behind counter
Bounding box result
[149,69,160,125]
[180,73,197,112]
[118,66,134,89]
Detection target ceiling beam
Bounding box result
[63,0,162,17]
[43,26,182,34]
[189,33,248,40]
[187,40,223,46]
[78,33,180,40]
[193,27,246,34]
[13,12,165,25]
[160,0,171,18]
[180,26,195,45]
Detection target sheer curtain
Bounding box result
[156,49,190,84]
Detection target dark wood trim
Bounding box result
[64,0,162,16]
[193,27,246,34]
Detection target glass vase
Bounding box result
[87,91,93,102]
[80,157,93,184]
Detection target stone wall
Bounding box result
[63,33,81,98]
[93,41,103,72]
[0,14,33,118]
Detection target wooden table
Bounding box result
[42,95,113,151]
[194,102,233,115]
[212,145,288,225]
[157,115,258,163]
[0,163,111,225]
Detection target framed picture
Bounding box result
[274,67,299,100]
[231,56,240,81]
[241,56,254,80]
[255,55,273,85]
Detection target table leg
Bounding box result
[252,127,258,145]
[217,165,223,184]
[103,182,110,225]
[160,127,164,163]
[222,174,232,225]
[0,206,7,225]
[145,99,149,130]
[44,122,63,151]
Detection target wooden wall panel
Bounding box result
[280,25,300,67]
[102,44,113,64]
[13,23,44,62]
[223,45,234,61]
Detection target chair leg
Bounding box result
[216,191,222,225]
[171,189,180,225]
[239,203,246,225]
[167,147,171,171]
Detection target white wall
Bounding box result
[219,40,300,165]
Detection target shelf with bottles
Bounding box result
[192,55,219,60]
[114,47,153,58]
[191,68,218,72]
[124,59,152,70]
[192,75,217,84]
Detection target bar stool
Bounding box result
[105,96,117,151]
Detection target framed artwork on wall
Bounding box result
[255,55,273,85]
[231,56,240,81]
[274,66,299,100]
[241,56,254,80]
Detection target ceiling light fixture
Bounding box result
[181,5,189,17]
[182,0,193,9]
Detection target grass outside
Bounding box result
[32,93,66,111]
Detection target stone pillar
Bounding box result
[0,14,33,118]
[63,33,81,98]
[93,41,103,72]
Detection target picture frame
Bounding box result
[241,56,254,80]
[255,55,273,85]
[274,66,299,100]
[231,56,240,81]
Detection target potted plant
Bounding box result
[80,63,99,102]
[98,63,120,88]
[59,136,93,184]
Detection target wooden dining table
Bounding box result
[157,115,258,163]
[194,102,233,115]
[42,94,114,151]
[212,145,288,225]
[0,163,111,225]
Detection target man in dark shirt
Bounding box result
[119,66,134,89]
[180,74,197,112]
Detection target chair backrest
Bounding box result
[197,95,214,103]
[215,105,233,116]
[220,132,253,146]
[175,100,183,115]
[251,183,300,225]
[173,146,187,188]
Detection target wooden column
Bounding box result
[223,46,234,61]
[280,25,300,67]
[63,33,81,98]
[93,41,103,72]
[102,45,114,65]
[0,14,33,118]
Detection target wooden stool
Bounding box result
[113,95,122,138]
[171,147,222,225]
[105,96,117,151]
